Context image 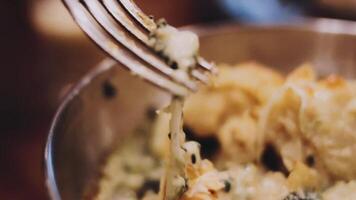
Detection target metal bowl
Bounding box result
[45,18,356,200]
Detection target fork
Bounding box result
[62,0,215,96]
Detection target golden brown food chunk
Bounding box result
[184,91,227,136]
[259,86,305,170]
[253,173,289,200]
[218,113,258,163]
[214,62,284,104]
[228,164,289,200]
[261,64,356,181]
[181,158,229,200]
[300,80,356,180]
[184,62,283,150]
[286,63,316,83]
[322,181,356,200]
[287,162,321,191]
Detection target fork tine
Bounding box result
[197,57,218,73]
[103,0,149,44]
[191,69,210,84]
[102,0,215,85]
[81,0,198,91]
[62,0,190,96]
[118,0,217,72]
[118,0,157,32]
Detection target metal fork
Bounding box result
[62,0,215,96]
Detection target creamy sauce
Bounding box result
[149,19,199,82]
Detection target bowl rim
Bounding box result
[44,17,356,200]
[185,17,356,37]
[44,59,117,200]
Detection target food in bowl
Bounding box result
[94,62,356,200]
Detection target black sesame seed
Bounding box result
[168,133,171,139]
[170,62,178,70]
[102,81,116,99]
[224,180,231,192]
[306,155,315,167]
[191,154,197,164]
[146,107,157,121]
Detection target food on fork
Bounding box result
[149,19,199,75]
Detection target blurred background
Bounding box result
[2,0,356,199]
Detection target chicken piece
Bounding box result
[287,162,321,191]
[184,89,258,137]
[227,164,289,200]
[184,91,227,136]
[214,62,284,104]
[299,79,356,180]
[254,172,289,200]
[322,181,356,200]
[259,65,325,169]
[259,86,306,170]
[230,164,261,199]
[182,169,229,200]
[286,63,316,83]
[258,66,332,184]
[262,64,356,181]
[218,113,258,163]
[181,143,229,200]
[184,62,283,137]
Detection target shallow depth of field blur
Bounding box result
[2,0,356,199]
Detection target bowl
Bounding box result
[45,18,356,200]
